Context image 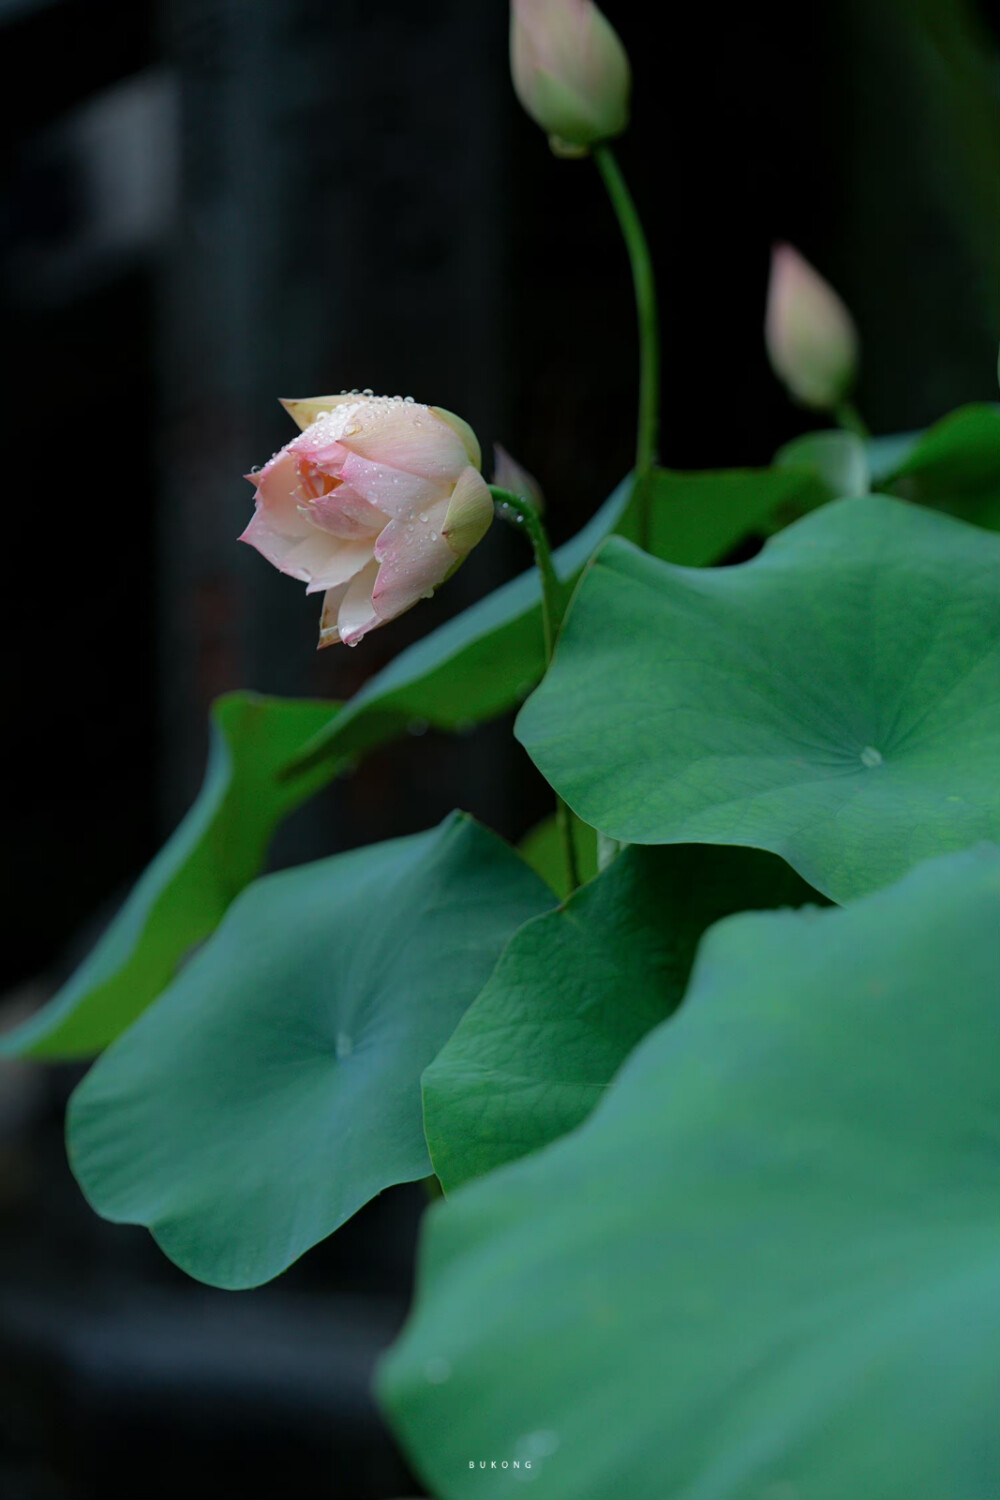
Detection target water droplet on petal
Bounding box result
[860,746,883,768]
[362,387,374,397]
[419,512,428,523]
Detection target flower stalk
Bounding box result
[491,485,580,893]
[490,487,564,659]
[834,400,871,441]
[593,144,660,549]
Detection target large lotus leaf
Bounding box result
[866,428,923,483]
[10,463,818,1063]
[636,463,827,562]
[423,843,820,1193]
[1,693,341,1060]
[291,465,825,776]
[66,813,552,1289]
[774,429,870,501]
[289,481,633,776]
[779,406,1000,529]
[7,487,630,1063]
[881,403,1000,529]
[517,495,1000,902]
[380,846,1000,1500]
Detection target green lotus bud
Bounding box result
[765,243,859,411]
[510,0,631,157]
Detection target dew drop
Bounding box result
[517,1431,560,1460]
[361,387,374,397]
[429,531,438,540]
[404,394,415,403]
[419,512,428,523]
[860,746,883,768]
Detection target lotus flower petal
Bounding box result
[336,451,450,520]
[339,406,469,483]
[336,559,381,647]
[242,394,493,646]
[372,497,456,622]
[305,486,388,540]
[442,467,494,556]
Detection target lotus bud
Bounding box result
[510,0,630,157]
[240,395,494,648]
[492,443,545,515]
[765,244,859,412]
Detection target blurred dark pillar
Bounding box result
[158,0,509,827]
[0,0,159,987]
[158,0,332,825]
[834,0,1000,431]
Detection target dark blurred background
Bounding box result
[0,1,997,1495]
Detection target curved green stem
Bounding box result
[593,144,660,548]
[834,399,871,441]
[491,486,580,893]
[490,487,564,658]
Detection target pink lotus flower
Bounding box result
[765,243,859,412]
[510,0,630,155]
[240,395,494,647]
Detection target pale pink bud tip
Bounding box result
[510,0,631,154]
[240,395,494,648]
[493,443,545,515]
[765,243,859,412]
